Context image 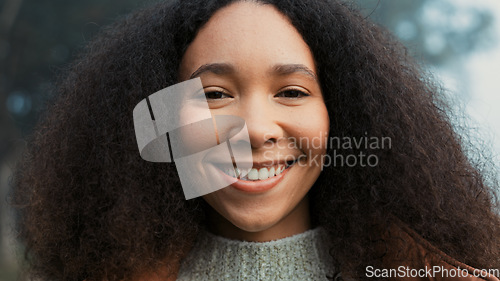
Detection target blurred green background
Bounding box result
[0,0,497,280]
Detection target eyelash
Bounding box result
[205,91,231,100]
[275,89,310,99]
[203,89,310,100]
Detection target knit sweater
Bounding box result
[176,227,336,280]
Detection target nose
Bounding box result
[239,97,284,149]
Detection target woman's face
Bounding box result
[179,1,329,241]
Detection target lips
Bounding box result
[215,159,297,180]
[213,160,297,193]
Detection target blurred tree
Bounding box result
[1,0,152,133]
[354,0,493,66]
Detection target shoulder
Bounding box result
[376,219,499,281]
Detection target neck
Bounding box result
[206,196,311,242]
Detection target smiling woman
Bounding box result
[179,2,329,243]
[11,0,500,281]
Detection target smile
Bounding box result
[212,160,298,193]
[220,160,297,181]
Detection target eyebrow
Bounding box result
[189,63,235,79]
[188,63,318,81]
[271,64,318,81]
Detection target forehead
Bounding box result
[179,1,316,80]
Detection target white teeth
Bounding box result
[276,166,282,175]
[224,167,244,178]
[269,167,275,177]
[258,168,269,180]
[223,164,289,181]
[247,168,259,180]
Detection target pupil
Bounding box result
[206,92,223,99]
[285,90,300,97]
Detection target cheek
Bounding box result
[286,102,330,155]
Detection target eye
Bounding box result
[205,91,232,100]
[275,89,310,99]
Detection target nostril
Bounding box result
[261,137,279,149]
[246,121,284,149]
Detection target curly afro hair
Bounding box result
[12,0,500,280]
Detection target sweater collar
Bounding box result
[177,227,336,280]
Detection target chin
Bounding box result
[230,216,280,233]
[223,204,282,231]
[204,192,311,242]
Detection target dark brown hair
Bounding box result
[12,0,500,280]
